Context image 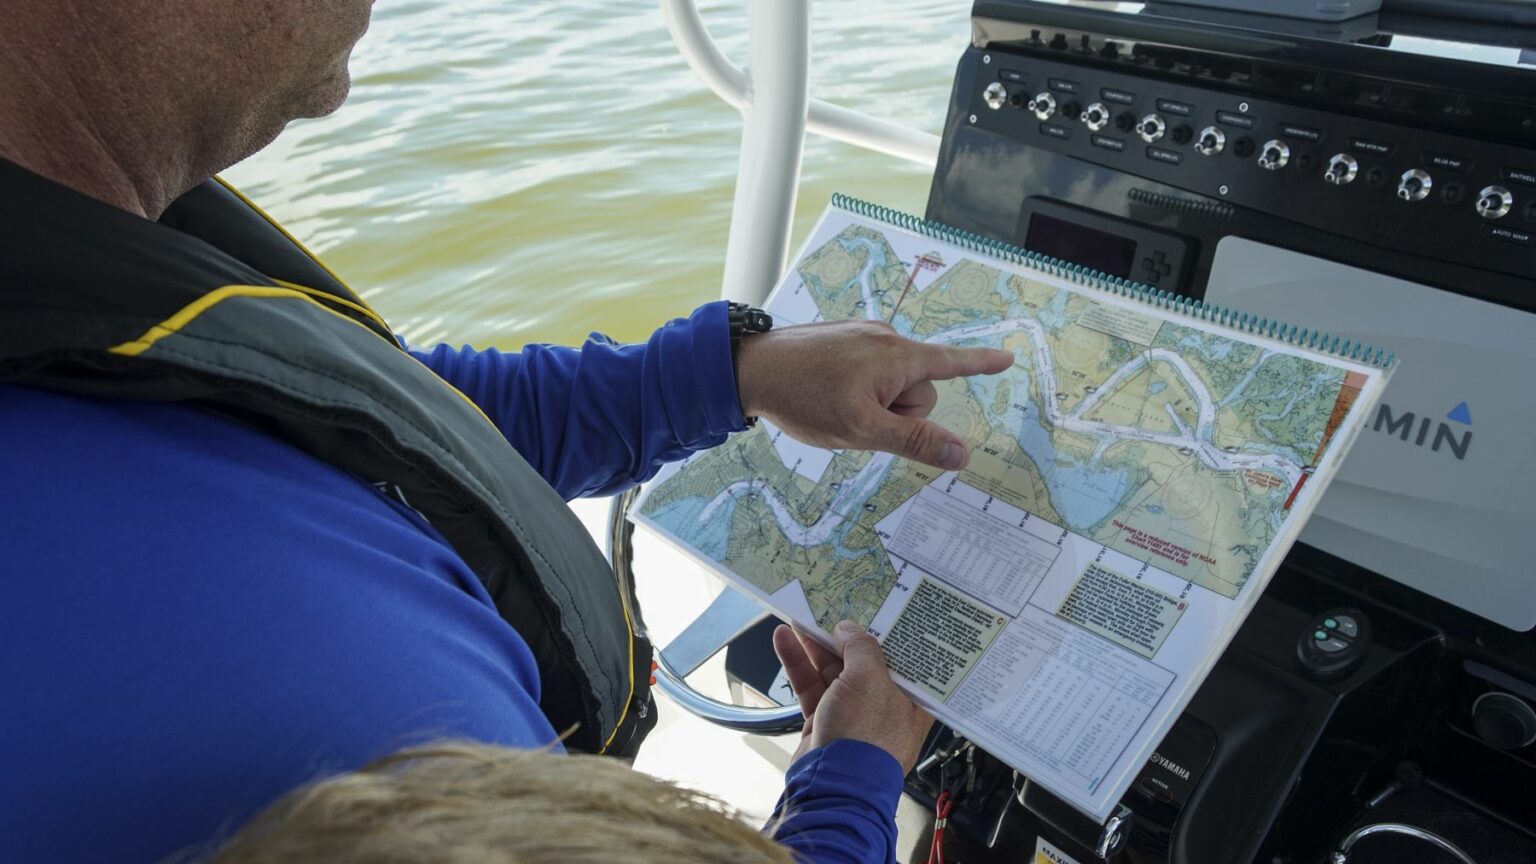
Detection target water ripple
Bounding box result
[227,0,971,347]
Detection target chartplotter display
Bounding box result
[633,195,1393,823]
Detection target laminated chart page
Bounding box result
[632,197,1392,822]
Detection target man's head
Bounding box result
[0,0,376,217]
[179,0,377,132]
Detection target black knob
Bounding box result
[1472,692,1536,750]
[1171,124,1194,145]
[1297,608,1370,680]
[1050,32,1068,50]
[1233,137,1256,158]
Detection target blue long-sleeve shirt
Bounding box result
[0,301,903,864]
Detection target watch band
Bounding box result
[727,302,774,428]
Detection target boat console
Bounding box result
[899,2,1536,861]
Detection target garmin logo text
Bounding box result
[1149,751,1190,781]
[1372,401,1473,460]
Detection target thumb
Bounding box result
[832,620,887,673]
[868,409,969,471]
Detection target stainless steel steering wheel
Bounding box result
[606,487,805,734]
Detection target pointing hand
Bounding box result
[736,320,1014,470]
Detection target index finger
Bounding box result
[908,343,1014,383]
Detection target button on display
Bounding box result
[1324,618,1338,630]
[1423,153,1472,172]
[997,68,1027,83]
[1316,637,1351,654]
[1141,251,1173,285]
[1215,110,1256,129]
[1048,78,1080,93]
[1350,137,1393,156]
[1156,98,1194,116]
[1101,87,1136,105]
[1279,123,1322,142]
[1146,146,1182,165]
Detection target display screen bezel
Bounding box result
[1024,212,1139,279]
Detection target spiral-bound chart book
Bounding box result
[633,195,1393,823]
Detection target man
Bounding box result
[0,3,1012,861]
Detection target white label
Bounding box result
[1079,298,1162,346]
[1035,836,1085,864]
[887,487,1058,616]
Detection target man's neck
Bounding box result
[0,12,194,220]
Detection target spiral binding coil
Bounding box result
[830,193,1397,370]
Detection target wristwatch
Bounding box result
[727,302,774,428]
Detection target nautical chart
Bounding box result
[639,217,1363,631]
[634,202,1387,822]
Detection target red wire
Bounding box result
[925,790,956,864]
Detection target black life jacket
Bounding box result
[0,158,656,756]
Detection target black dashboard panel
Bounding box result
[908,3,1536,862]
[963,52,1536,284]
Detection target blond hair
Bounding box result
[200,742,795,864]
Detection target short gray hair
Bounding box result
[191,741,796,864]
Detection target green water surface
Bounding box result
[225,0,972,349]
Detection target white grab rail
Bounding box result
[718,0,810,304]
[662,0,943,303]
